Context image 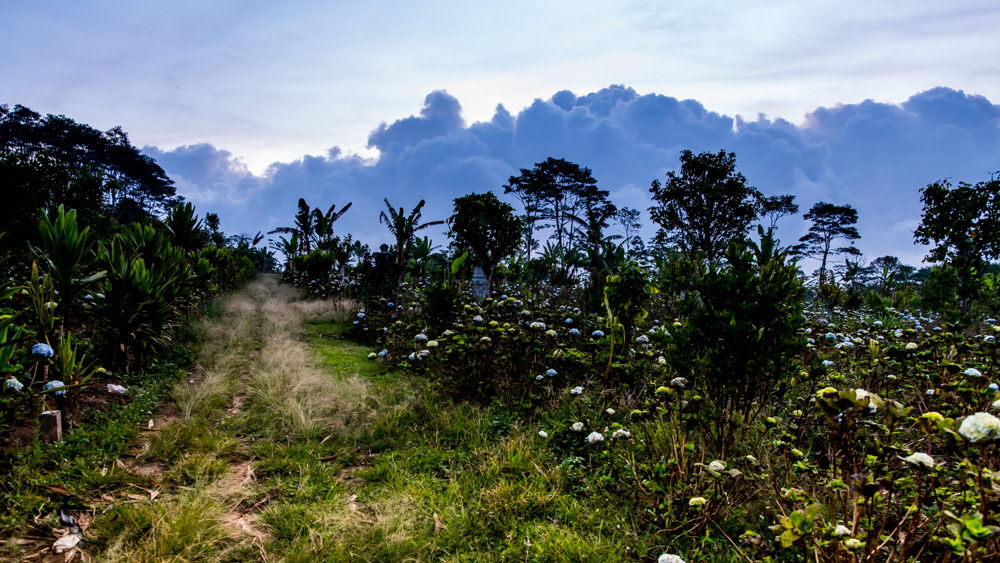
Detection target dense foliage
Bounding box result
[1,107,271,447]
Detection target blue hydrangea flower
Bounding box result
[357,312,366,319]
[387,302,394,308]
[546,369,557,377]
[31,343,54,358]
[379,349,388,357]
[44,380,66,395]
[5,378,23,392]
[568,328,580,335]
[592,330,605,338]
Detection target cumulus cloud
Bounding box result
[150,85,1000,266]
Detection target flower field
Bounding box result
[346,276,1000,561]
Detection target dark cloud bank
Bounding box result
[145,86,1000,266]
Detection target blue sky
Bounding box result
[3,1,1000,266]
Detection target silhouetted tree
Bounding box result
[760,194,799,232]
[794,202,862,286]
[649,150,763,263]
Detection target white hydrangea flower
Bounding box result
[571,422,584,432]
[586,431,604,444]
[570,386,584,395]
[611,428,630,439]
[833,524,851,537]
[964,367,983,377]
[688,496,707,507]
[658,555,686,563]
[903,452,935,469]
[606,408,615,415]
[959,412,1000,443]
[538,430,548,438]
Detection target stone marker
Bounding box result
[40,410,62,443]
[471,266,487,301]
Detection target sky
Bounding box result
[3,0,1000,267]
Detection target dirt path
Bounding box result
[95,275,373,562]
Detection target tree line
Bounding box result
[273,147,1000,324]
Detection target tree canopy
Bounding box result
[914,175,1000,318]
[0,104,176,249]
[447,191,523,293]
[503,157,611,260]
[648,150,763,263]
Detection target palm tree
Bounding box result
[314,202,352,251]
[268,198,316,255]
[379,199,444,268]
[270,234,299,272]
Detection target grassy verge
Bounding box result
[0,311,203,556]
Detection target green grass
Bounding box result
[0,342,192,540]
[3,279,744,562]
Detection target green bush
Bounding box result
[667,231,806,456]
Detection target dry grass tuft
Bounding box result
[250,294,375,439]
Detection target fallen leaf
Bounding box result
[149,490,160,501]
[433,512,447,535]
[53,533,82,553]
[114,459,128,472]
[42,484,72,496]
